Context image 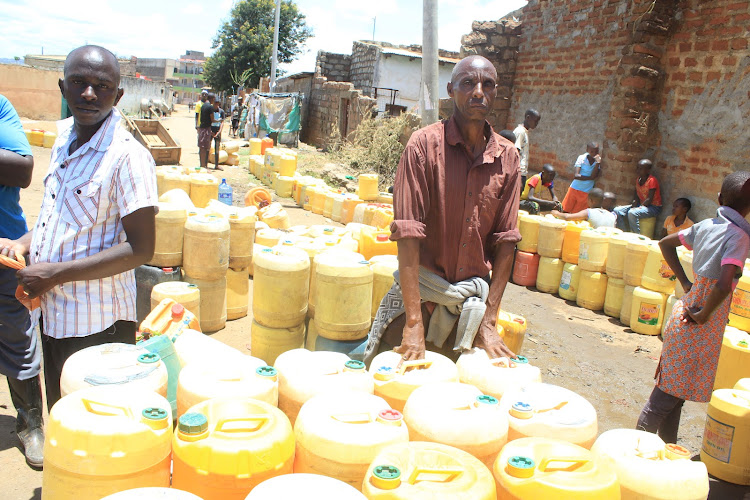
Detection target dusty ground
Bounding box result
[2,105,746,499]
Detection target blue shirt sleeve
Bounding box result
[0,95,32,156]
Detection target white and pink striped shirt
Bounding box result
[29,108,157,338]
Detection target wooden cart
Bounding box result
[123,116,181,165]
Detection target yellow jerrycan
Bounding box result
[536,257,565,294]
[729,266,750,331]
[370,350,459,412]
[558,262,582,301]
[591,429,708,500]
[620,285,637,327]
[713,326,750,390]
[496,310,529,355]
[623,236,652,287]
[641,243,677,295]
[60,343,168,399]
[228,211,255,269]
[182,215,230,280]
[630,286,668,336]
[578,228,611,272]
[493,437,620,500]
[606,232,638,279]
[148,202,187,267]
[604,277,626,318]
[139,298,201,340]
[42,386,172,500]
[171,329,249,366]
[700,389,750,485]
[403,382,508,468]
[735,378,750,391]
[172,398,295,500]
[176,357,278,418]
[183,274,227,333]
[189,173,219,209]
[101,487,202,499]
[500,382,598,449]
[537,216,567,258]
[159,188,194,210]
[150,282,201,323]
[456,348,541,400]
[294,391,409,490]
[226,267,249,320]
[249,320,305,366]
[314,253,373,340]
[370,255,399,320]
[577,271,609,311]
[274,349,374,426]
[247,474,366,499]
[362,441,497,499]
[517,214,543,253]
[252,246,310,328]
[358,173,380,201]
[561,220,590,264]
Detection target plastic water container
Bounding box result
[172,398,295,499]
[156,166,183,196]
[371,206,394,230]
[135,265,181,323]
[60,343,168,399]
[172,329,247,367]
[314,335,368,362]
[247,474,366,499]
[639,215,657,239]
[139,298,201,341]
[148,202,187,267]
[496,311,529,355]
[517,214,543,253]
[603,277,625,318]
[101,488,202,499]
[226,267,249,320]
[274,349,374,426]
[606,232,637,279]
[370,350,459,412]
[623,236,652,287]
[591,429,709,500]
[278,155,296,177]
[342,197,364,224]
[183,215,230,280]
[159,188,195,212]
[217,179,232,205]
[662,294,677,337]
[561,221,590,264]
[620,285,637,327]
[330,193,346,222]
[500,382,598,448]
[512,250,540,287]
[323,190,338,218]
[362,442,497,500]
[258,202,291,229]
[359,173,380,201]
[314,253,373,340]
[641,243,677,295]
[183,275,227,333]
[250,320,305,366]
[176,357,276,418]
[311,187,328,215]
[536,257,564,294]
[701,389,750,485]
[494,437,619,500]
[578,228,610,273]
[151,282,201,323]
[558,262,581,301]
[377,192,393,204]
[136,334,182,416]
[630,286,668,336]
[189,173,219,209]
[370,255,398,319]
[537,217,567,258]
[275,175,295,198]
[260,137,273,154]
[403,382,508,467]
[577,271,608,311]
[736,378,750,391]
[254,227,284,247]
[253,246,310,328]
[729,268,750,331]
[456,348,541,400]
[42,386,172,500]
[359,227,396,261]
[714,326,750,390]
[43,130,57,148]
[228,212,255,269]
[294,392,409,489]
[674,249,694,299]
[248,138,262,156]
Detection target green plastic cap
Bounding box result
[179,413,208,434]
[142,407,168,421]
[256,366,278,377]
[345,360,366,370]
[373,464,401,480]
[509,456,535,469]
[476,395,499,405]
[138,353,161,364]
[513,355,529,364]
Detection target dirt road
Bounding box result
[1,105,745,499]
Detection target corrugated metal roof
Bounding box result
[377,47,460,64]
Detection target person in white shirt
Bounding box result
[513,109,541,193]
[551,188,616,228]
[0,45,158,411]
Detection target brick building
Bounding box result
[461,0,749,222]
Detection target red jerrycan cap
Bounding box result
[171,303,185,318]
[377,234,389,242]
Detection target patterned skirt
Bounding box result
[656,274,733,403]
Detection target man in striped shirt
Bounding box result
[0,45,158,410]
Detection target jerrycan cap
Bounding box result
[171,303,185,318]
[476,394,499,406]
[739,340,749,349]
[377,234,389,242]
[179,413,208,435]
[282,239,294,246]
[262,248,273,253]
[374,366,395,381]
[358,260,370,265]
[324,228,334,234]
[162,267,174,273]
[371,465,402,490]
[187,283,199,288]
[256,366,278,378]
[142,407,168,421]
[138,352,161,364]
[376,409,403,425]
[665,443,691,460]
[510,401,534,419]
[513,355,529,364]
[507,456,536,478]
[344,360,366,372]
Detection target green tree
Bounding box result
[204,0,312,92]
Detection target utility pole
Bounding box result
[270,0,282,91]
[420,0,439,125]
[372,17,376,40]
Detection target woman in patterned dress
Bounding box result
[636,171,750,444]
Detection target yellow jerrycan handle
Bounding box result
[81,398,132,417]
[215,414,269,433]
[397,359,433,375]
[536,401,569,413]
[537,457,590,473]
[408,466,464,484]
[331,412,373,424]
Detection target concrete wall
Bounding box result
[0,64,62,120]
[374,54,455,110]
[350,42,380,96]
[315,51,352,82]
[118,76,174,115]
[136,58,178,82]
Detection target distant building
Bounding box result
[174,50,207,103]
[136,58,178,85]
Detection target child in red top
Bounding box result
[613,159,662,234]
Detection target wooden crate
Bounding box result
[125,118,181,165]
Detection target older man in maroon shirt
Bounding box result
[365,55,521,364]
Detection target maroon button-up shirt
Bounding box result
[390,116,522,283]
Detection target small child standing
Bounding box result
[636,171,750,444]
[661,197,694,238]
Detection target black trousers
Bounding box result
[636,385,686,444]
[40,317,136,411]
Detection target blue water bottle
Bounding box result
[218,178,233,206]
